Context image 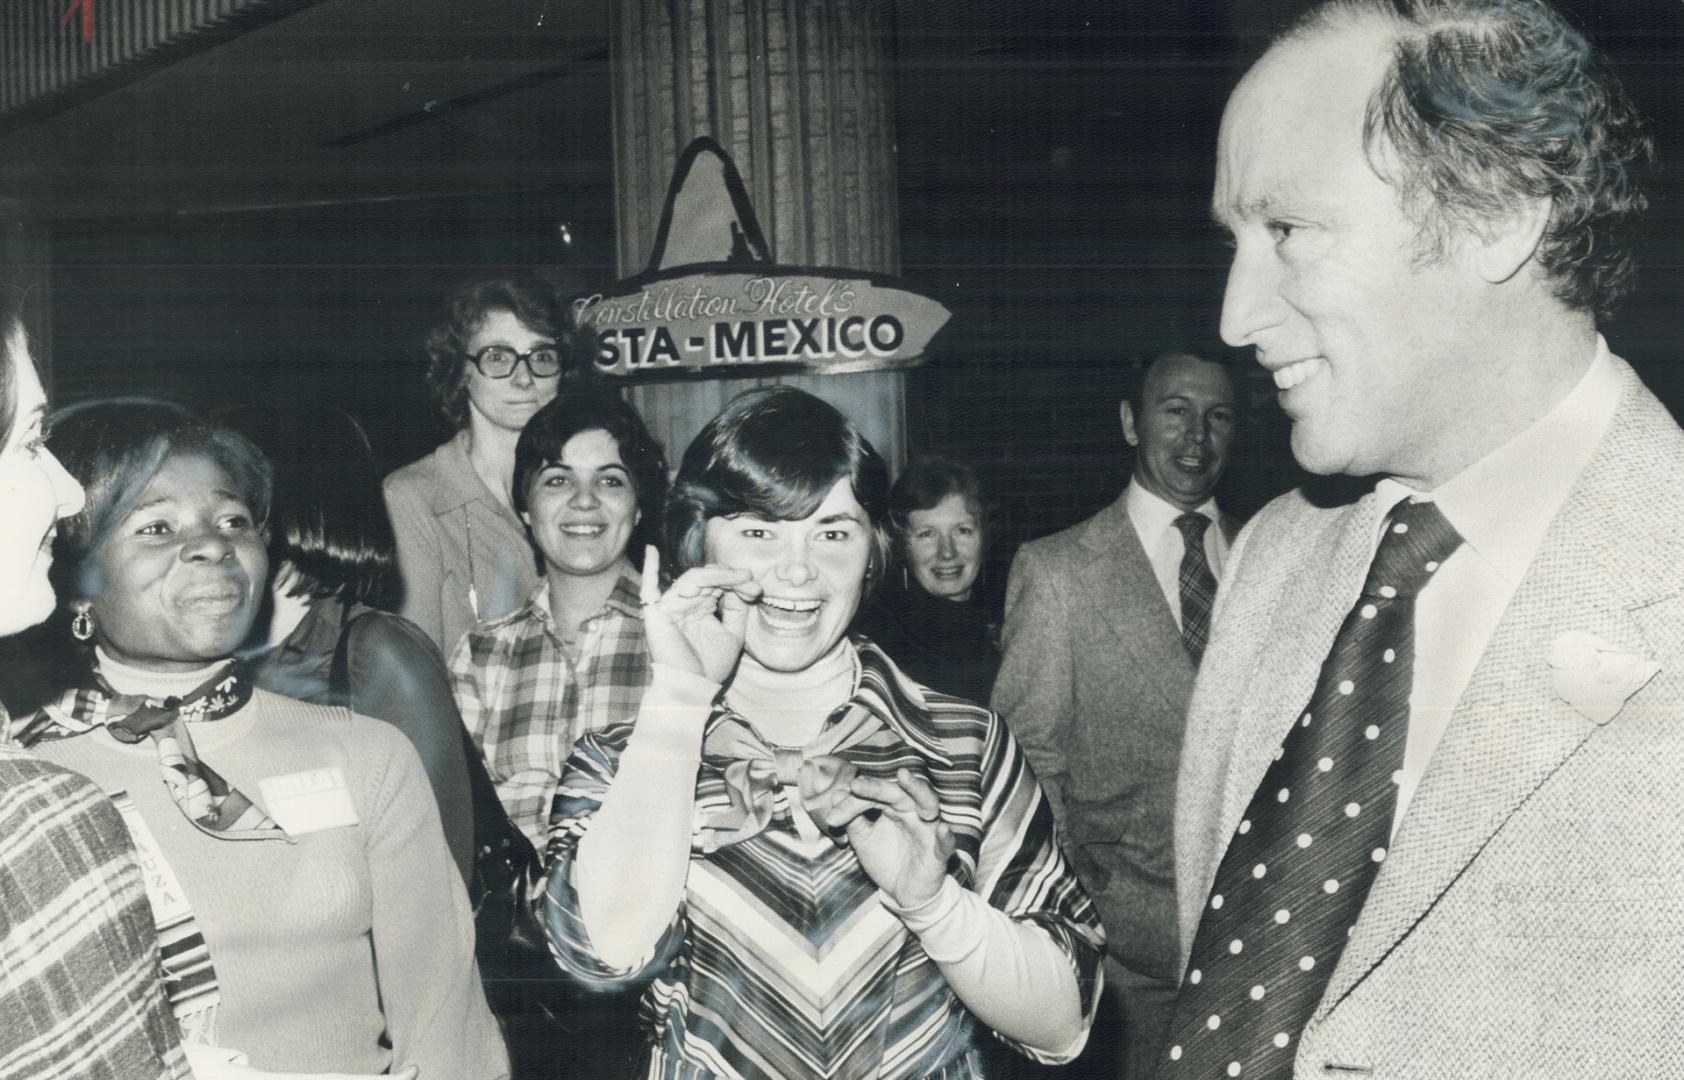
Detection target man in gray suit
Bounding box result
[1165,2,1682,1077]
[995,350,1238,1078]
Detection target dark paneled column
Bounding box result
[610,0,907,466]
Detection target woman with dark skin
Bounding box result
[25,400,505,1077]
[0,309,420,1080]
[0,302,194,1080]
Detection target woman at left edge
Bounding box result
[20,398,506,1077]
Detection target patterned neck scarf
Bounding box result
[699,703,888,850]
[696,643,955,853]
[14,661,289,842]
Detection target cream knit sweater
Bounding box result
[34,687,508,1078]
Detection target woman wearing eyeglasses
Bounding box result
[384,276,597,656]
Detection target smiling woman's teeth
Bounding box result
[760,597,821,629]
[1273,357,1324,390]
[560,525,605,536]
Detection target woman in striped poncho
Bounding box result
[541,386,1106,1079]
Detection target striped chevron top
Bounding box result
[543,638,1104,1079]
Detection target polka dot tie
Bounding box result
[1158,498,1463,1079]
[1175,512,1217,665]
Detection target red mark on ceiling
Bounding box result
[60,0,93,43]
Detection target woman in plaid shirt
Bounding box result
[452,386,668,855]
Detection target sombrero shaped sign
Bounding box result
[574,137,951,377]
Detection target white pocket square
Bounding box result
[1547,630,1660,725]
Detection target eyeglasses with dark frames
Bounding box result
[465,344,565,379]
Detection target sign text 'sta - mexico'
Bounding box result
[575,272,943,376]
[582,136,951,379]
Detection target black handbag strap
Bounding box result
[463,720,540,869]
[330,604,539,872]
[327,601,362,708]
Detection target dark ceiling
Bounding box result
[2,0,1681,540]
[0,0,611,219]
[0,0,1343,224]
[4,0,1681,224]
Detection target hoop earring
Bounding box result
[71,608,94,642]
[902,566,908,591]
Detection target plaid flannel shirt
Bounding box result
[0,740,192,1080]
[452,565,653,852]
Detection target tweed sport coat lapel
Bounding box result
[1076,496,1201,719]
[1078,495,1242,646]
[1311,362,1684,1020]
[1176,360,1684,987]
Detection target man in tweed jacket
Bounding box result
[1177,0,1684,1076]
[995,351,1238,1078]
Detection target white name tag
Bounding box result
[258,767,360,835]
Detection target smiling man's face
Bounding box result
[1123,353,1236,513]
[1214,15,1485,485]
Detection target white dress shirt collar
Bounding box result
[1125,476,1227,629]
[1126,476,1219,537]
[1370,334,1625,838]
[1373,334,1623,575]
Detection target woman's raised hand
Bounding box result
[640,545,761,684]
[800,764,956,909]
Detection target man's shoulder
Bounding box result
[1204,485,1373,623]
[1017,495,1129,566]
[1237,483,1365,553]
[1589,361,1684,505]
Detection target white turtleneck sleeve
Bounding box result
[571,662,719,971]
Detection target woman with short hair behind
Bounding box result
[385,275,597,656]
[541,386,1104,1078]
[854,453,1001,704]
[20,399,506,1077]
[235,403,476,881]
